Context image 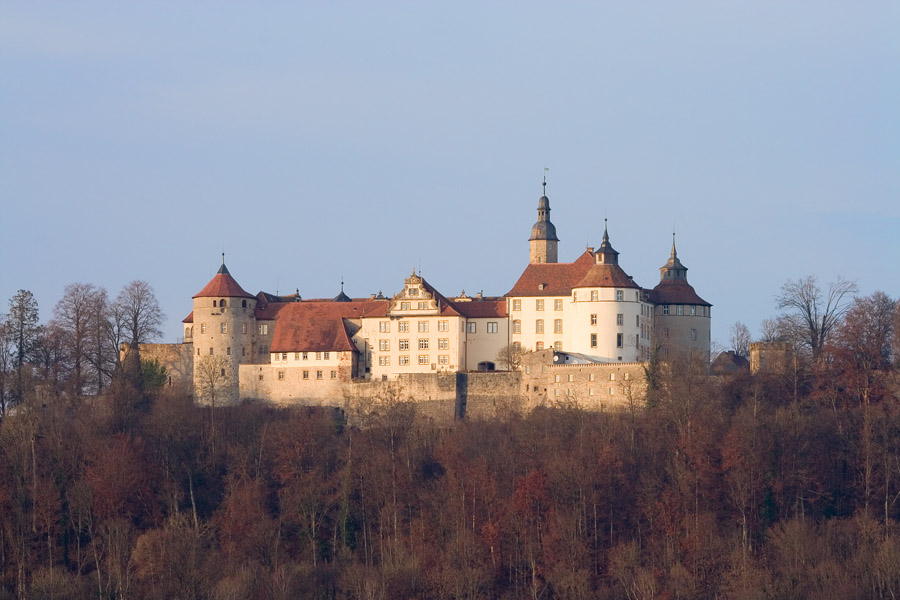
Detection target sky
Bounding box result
[1,2,898,351]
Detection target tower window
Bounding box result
[616,290,624,301]
[691,328,697,341]
[663,305,670,315]
[201,323,207,334]
[616,334,623,348]
[209,348,214,355]
[220,322,227,334]
[220,299,226,308]
[591,334,597,347]
[590,314,597,325]
[212,300,216,307]
[590,290,598,301]
[616,314,623,326]
[242,300,247,308]
[242,323,247,334]
[690,305,697,316]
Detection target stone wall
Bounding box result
[138,343,193,392]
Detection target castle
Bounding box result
[143,183,710,415]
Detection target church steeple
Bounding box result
[529,176,559,264]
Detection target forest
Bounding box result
[0,278,898,599]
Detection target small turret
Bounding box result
[594,219,620,265]
[659,233,687,281]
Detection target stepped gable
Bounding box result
[573,264,640,289]
[193,263,256,299]
[507,250,594,297]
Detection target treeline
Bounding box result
[0,352,899,599]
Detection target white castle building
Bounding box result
[149,182,710,406]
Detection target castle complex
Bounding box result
[143,183,710,415]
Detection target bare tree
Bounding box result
[0,317,13,414]
[52,283,96,395]
[115,281,164,350]
[495,343,524,371]
[729,322,751,358]
[195,354,230,408]
[776,275,857,359]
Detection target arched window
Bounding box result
[220,299,227,308]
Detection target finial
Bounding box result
[671,231,677,258]
[340,277,344,292]
[221,251,225,265]
[542,167,549,195]
[603,217,609,242]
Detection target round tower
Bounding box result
[529,179,559,264]
[651,236,711,361]
[191,258,257,405]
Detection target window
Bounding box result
[535,319,544,334]
[690,305,697,316]
[512,299,521,311]
[316,370,323,380]
[566,373,573,382]
[664,328,669,339]
[636,315,640,327]
[323,352,330,360]
[609,387,615,396]
[259,374,263,380]
[400,302,410,310]
[616,333,623,348]
[399,339,409,350]
[221,368,225,376]
[554,299,563,311]
[590,290,599,301]
[379,321,390,333]
[590,314,597,325]
[487,322,498,333]
[438,338,449,350]
[281,352,287,361]
[555,389,561,397]
[379,356,390,366]
[242,300,247,308]
[663,305,670,315]
[589,373,596,382]
[294,352,300,360]
[554,341,562,350]
[379,340,390,351]
[418,302,427,310]
[536,299,544,311]
[331,370,337,379]
[242,323,247,334]
[220,299,226,308]
[399,321,409,332]
[513,341,521,352]
[418,321,428,333]
[624,372,630,380]
[467,322,476,334]
[610,373,616,381]
[418,339,429,350]
[418,355,429,365]
[302,352,308,360]
[438,355,448,365]
[691,328,697,341]
[590,388,595,396]
[438,320,449,332]
[513,320,521,334]
[242,347,246,356]
[303,370,309,380]
[677,305,684,316]
[591,334,597,348]
[536,341,544,351]
[278,371,284,381]
[209,348,214,355]
[554,319,563,334]
[259,324,268,335]
[616,313,623,326]
[201,323,207,334]
[554,374,561,383]
[212,300,216,308]
[227,347,231,356]
[399,355,410,365]
[315,352,322,360]
[616,290,624,301]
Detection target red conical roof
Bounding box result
[193,263,255,299]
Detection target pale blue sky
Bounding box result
[2,2,898,349]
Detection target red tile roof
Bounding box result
[193,265,255,299]
[650,280,711,306]
[506,251,595,297]
[183,311,193,324]
[266,299,390,353]
[453,299,507,318]
[573,264,640,289]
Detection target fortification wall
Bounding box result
[138,343,193,392]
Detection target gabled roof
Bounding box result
[506,251,595,297]
[268,299,390,353]
[573,264,640,289]
[418,277,463,317]
[650,279,711,306]
[193,264,255,299]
